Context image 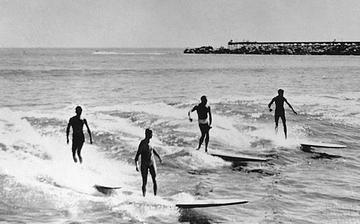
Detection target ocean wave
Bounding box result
[0,107,138,196]
[164,148,229,170]
[116,52,168,55]
[208,92,360,128]
[92,51,119,55]
[92,51,167,56]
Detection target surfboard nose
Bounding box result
[94,185,121,195]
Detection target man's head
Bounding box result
[145,128,153,139]
[200,95,207,104]
[75,106,82,115]
[278,89,284,96]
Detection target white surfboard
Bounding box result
[300,142,346,149]
[176,199,248,209]
[210,151,268,162]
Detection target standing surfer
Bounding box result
[268,89,297,139]
[135,129,162,197]
[66,106,93,163]
[188,95,212,152]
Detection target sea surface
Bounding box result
[0,48,360,224]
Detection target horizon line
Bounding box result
[0,46,187,49]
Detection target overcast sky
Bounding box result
[1,0,360,48]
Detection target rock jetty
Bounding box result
[184,41,360,55]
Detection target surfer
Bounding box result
[135,129,162,197]
[268,89,297,139]
[66,106,93,163]
[188,95,212,152]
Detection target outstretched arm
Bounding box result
[285,99,297,115]
[188,106,196,122]
[66,119,71,144]
[153,148,162,163]
[268,98,275,112]
[84,119,93,144]
[187,110,192,122]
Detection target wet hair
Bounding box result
[278,89,284,95]
[75,106,82,114]
[145,128,152,137]
[200,95,207,103]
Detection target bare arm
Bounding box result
[208,106,212,126]
[153,148,162,163]
[187,110,192,122]
[134,142,142,171]
[84,119,93,144]
[188,106,197,122]
[66,119,71,144]
[268,98,275,111]
[285,99,297,114]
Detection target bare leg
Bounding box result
[275,114,280,135]
[141,167,148,197]
[197,134,205,150]
[77,142,84,163]
[72,144,77,163]
[197,124,207,150]
[281,116,287,139]
[205,132,209,152]
[150,166,157,196]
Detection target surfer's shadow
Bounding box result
[230,160,280,177]
[187,169,216,176]
[178,208,223,224]
[300,146,342,160]
[232,166,279,177]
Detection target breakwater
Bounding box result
[184,41,360,55]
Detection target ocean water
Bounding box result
[0,48,360,223]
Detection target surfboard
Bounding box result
[176,199,248,209]
[300,142,346,149]
[210,152,268,162]
[94,185,121,195]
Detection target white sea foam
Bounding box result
[92,51,167,56]
[0,108,137,198]
[0,108,191,221]
[220,92,360,127]
[92,51,119,55]
[1,49,360,223]
[92,102,252,148]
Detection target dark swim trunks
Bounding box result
[141,164,156,180]
[72,133,85,148]
[199,123,211,133]
[275,110,286,122]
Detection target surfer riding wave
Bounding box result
[66,106,93,163]
[135,129,162,197]
[188,95,212,152]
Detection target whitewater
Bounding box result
[0,48,360,223]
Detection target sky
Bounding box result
[1,0,360,48]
